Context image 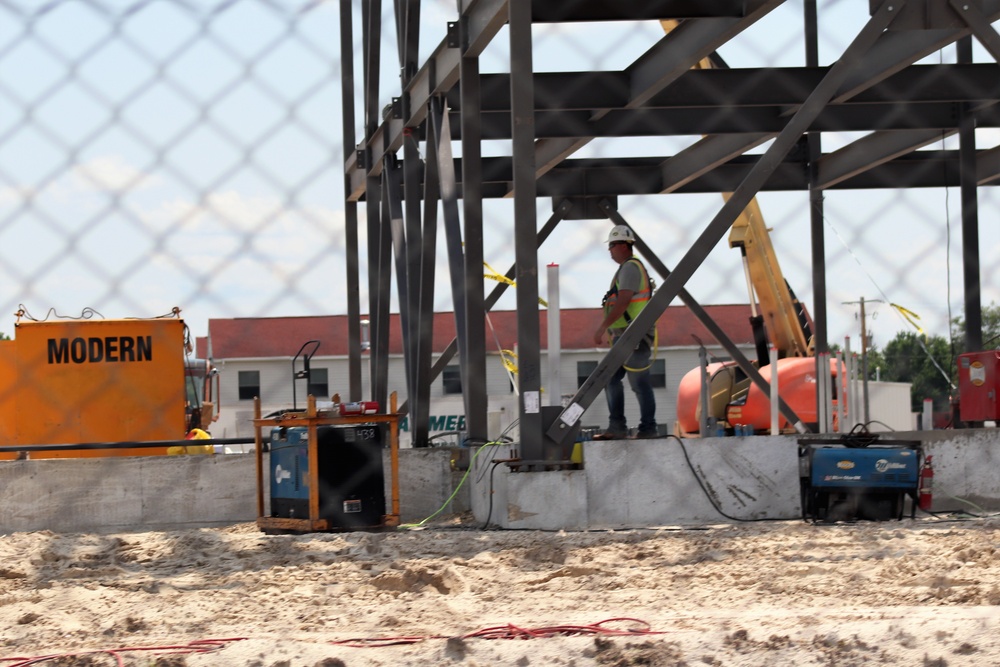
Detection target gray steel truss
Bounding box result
[341,0,1000,455]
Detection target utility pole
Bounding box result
[843,297,883,425]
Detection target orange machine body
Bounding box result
[676,357,844,436]
[0,317,187,459]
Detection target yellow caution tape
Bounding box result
[890,303,925,336]
[484,261,515,287]
[484,261,548,307]
[500,349,518,373]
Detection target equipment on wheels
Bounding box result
[799,434,921,522]
[253,392,402,534]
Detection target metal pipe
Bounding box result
[0,438,256,454]
[699,345,710,437]
[770,346,779,435]
[843,337,854,430]
[547,263,562,405]
[837,350,847,433]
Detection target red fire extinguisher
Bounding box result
[339,401,380,416]
[918,454,934,511]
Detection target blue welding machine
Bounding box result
[799,437,921,522]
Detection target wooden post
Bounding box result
[307,395,320,522]
[254,397,264,520]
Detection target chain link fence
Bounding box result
[1,1,999,458]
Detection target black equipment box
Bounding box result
[269,423,386,529]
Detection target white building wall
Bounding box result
[865,381,915,432]
[213,344,754,442]
[215,353,912,440]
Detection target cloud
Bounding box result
[70,155,159,194]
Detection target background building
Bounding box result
[200,305,760,444]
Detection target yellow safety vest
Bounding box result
[603,258,651,329]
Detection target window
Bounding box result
[442,365,462,394]
[578,359,665,388]
[307,367,329,398]
[238,370,260,400]
[650,359,666,388]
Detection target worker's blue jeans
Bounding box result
[605,336,657,436]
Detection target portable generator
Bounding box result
[269,423,387,529]
[798,436,921,522]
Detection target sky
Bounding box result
[0,0,998,358]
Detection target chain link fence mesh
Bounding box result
[1,1,998,460]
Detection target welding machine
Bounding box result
[798,436,921,522]
[269,423,386,529]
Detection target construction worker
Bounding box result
[592,225,658,440]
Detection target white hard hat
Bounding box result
[606,225,635,245]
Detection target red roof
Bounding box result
[200,305,756,359]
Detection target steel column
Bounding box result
[396,203,571,416]
[429,97,471,423]
[340,0,362,400]
[509,0,543,461]
[371,167,393,408]
[958,36,983,351]
[410,109,440,447]
[461,22,488,445]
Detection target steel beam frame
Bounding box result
[342,0,1000,462]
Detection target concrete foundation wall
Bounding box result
[469,429,1000,530]
[0,447,463,534]
[2,430,998,534]
[0,455,260,534]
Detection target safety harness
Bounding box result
[602,257,658,372]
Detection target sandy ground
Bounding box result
[2,514,1000,666]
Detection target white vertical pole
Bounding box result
[815,352,827,433]
[843,337,854,431]
[824,352,834,433]
[546,263,561,406]
[699,346,711,436]
[827,353,836,432]
[837,350,847,433]
[923,398,934,430]
[851,352,861,430]
[770,346,779,435]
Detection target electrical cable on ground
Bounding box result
[0,638,246,666]
[399,417,521,530]
[941,493,988,516]
[483,459,507,529]
[329,617,663,648]
[397,440,499,530]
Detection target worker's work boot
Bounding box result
[592,430,627,441]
